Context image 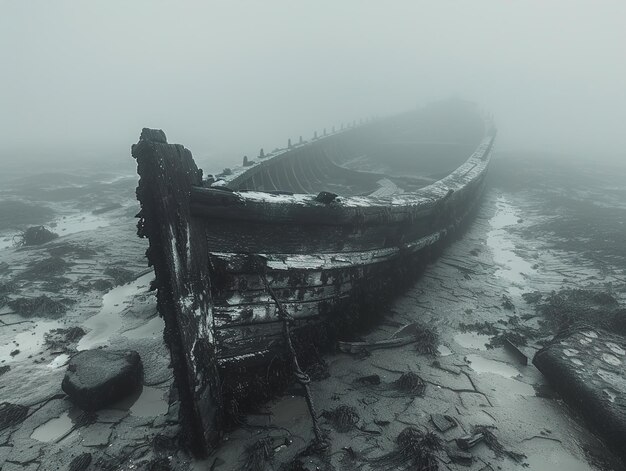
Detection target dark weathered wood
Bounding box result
[133,102,495,451]
[533,328,626,461]
[133,129,221,456]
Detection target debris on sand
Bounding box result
[103,266,136,286]
[471,425,526,463]
[7,295,70,318]
[0,402,29,431]
[522,291,542,304]
[62,349,143,410]
[243,437,274,471]
[536,288,626,335]
[370,426,442,470]
[459,321,499,336]
[18,256,70,281]
[338,322,438,355]
[305,359,330,381]
[68,453,92,471]
[393,372,426,396]
[321,405,359,432]
[501,294,515,310]
[431,413,457,433]
[88,279,114,292]
[500,337,528,365]
[15,225,58,246]
[44,327,86,353]
[0,281,16,307]
[403,322,439,355]
[455,432,484,450]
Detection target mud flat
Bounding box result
[0,156,625,470]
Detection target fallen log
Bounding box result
[533,327,626,461]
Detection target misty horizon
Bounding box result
[2,1,626,173]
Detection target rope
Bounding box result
[254,257,326,447]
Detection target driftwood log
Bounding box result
[533,327,626,460]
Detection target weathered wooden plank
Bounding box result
[213,280,354,310]
[214,294,349,327]
[189,144,490,227]
[133,129,221,455]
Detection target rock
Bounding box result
[62,349,143,410]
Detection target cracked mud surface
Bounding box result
[1,154,626,470]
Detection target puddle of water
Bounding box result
[129,386,169,417]
[454,332,490,350]
[437,345,452,356]
[466,354,520,378]
[524,447,593,471]
[47,353,70,369]
[486,196,536,296]
[77,272,153,350]
[31,411,73,442]
[0,320,62,363]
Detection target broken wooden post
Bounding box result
[132,128,221,456]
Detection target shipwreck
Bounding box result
[132,99,496,455]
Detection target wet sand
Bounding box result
[1,155,625,470]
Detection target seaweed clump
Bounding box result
[0,402,29,431]
[394,372,426,396]
[473,425,526,463]
[411,322,439,355]
[0,281,15,308]
[18,256,69,281]
[243,437,274,471]
[8,295,70,318]
[15,226,58,246]
[104,266,136,286]
[321,405,359,432]
[537,288,626,335]
[370,426,442,470]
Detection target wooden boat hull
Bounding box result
[132,105,495,454]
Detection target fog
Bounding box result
[2,0,625,171]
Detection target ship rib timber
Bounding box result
[133,100,496,456]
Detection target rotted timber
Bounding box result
[133,101,495,455]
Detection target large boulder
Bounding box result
[62,349,143,410]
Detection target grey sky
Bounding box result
[1,1,625,169]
